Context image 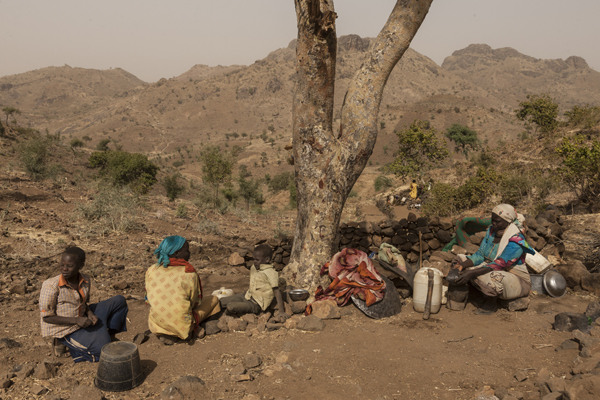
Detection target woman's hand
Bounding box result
[455,266,492,285]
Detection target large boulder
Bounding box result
[582,273,600,297]
[310,299,341,320]
[556,260,591,289]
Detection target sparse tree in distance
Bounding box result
[287,0,434,290]
[96,139,111,151]
[387,120,448,178]
[163,173,185,202]
[516,94,558,135]
[2,106,21,126]
[445,123,479,156]
[201,145,233,205]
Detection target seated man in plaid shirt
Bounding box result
[39,246,128,362]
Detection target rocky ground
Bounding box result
[2,174,600,400]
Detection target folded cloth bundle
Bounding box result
[314,248,386,307]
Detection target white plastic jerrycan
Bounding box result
[413,267,444,315]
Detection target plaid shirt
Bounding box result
[39,273,91,338]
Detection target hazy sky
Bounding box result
[1,0,599,82]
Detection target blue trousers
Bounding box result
[61,295,128,363]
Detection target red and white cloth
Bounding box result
[314,248,386,307]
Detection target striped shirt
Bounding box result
[39,274,91,338]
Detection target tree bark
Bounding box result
[286,0,434,292]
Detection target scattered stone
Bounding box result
[585,301,600,322]
[430,250,454,262]
[243,353,262,369]
[31,383,49,396]
[227,318,248,332]
[232,374,252,382]
[9,282,27,295]
[451,245,467,255]
[310,299,341,320]
[290,301,307,314]
[0,337,22,349]
[230,364,246,376]
[228,252,245,266]
[32,361,58,380]
[472,385,498,400]
[160,376,206,400]
[463,242,479,254]
[14,363,35,379]
[217,315,233,333]
[113,282,129,290]
[1,378,13,389]
[284,315,302,330]
[514,370,529,382]
[571,353,600,375]
[565,375,600,400]
[266,322,283,331]
[541,393,562,400]
[297,315,325,332]
[553,312,591,333]
[70,384,103,400]
[241,395,260,400]
[502,297,530,312]
[258,312,272,325]
[241,314,258,325]
[204,320,221,335]
[556,339,579,351]
[133,330,151,345]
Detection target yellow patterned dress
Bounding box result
[145,263,220,339]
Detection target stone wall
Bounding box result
[231,209,567,272]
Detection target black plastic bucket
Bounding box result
[95,341,144,392]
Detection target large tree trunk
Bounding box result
[285,0,434,292]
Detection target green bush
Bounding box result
[70,138,84,149]
[96,139,111,151]
[564,104,600,130]
[77,184,141,232]
[175,204,188,219]
[445,124,479,155]
[387,120,448,178]
[163,173,185,201]
[18,134,60,180]
[516,94,558,135]
[556,135,600,205]
[88,150,159,194]
[268,172,294,192]
[374,175,393,192]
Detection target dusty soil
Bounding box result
[1,172,598,400]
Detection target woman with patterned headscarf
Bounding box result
[145,235,221,344]
[450,204,535,314]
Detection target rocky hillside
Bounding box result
[1,36,599,173]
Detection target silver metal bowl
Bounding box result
[543,269,567,298]
[288,289,309,302]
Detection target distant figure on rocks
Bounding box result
[145,235,221,345]
[448,204,535,314]
[220,244,287,322]
[39,246,128,362]
[409,179,418,200]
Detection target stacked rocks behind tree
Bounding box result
[229,209,567,278]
